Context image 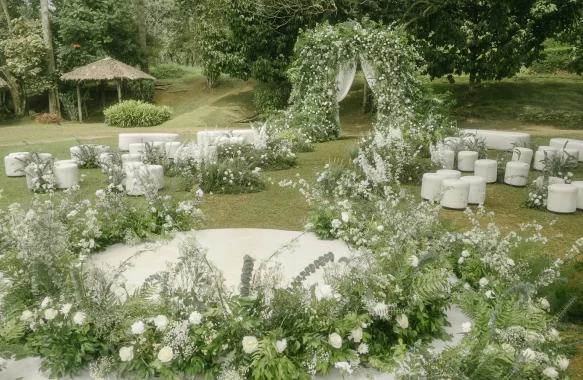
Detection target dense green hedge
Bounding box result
[104,100,172,128]
[149,64,190,79]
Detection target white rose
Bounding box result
[341,212,350,223]
[548,328,560,341]
[542,367,559,378]
[357,342,369,354]
[73,311,86,325]
[461,322,472,333]
[522,348,536,361]
[556,356,569,371]
[131,321,145,335]
[350,327,363,342]
[188,311,203,325]
[20,310,34,322]
[44,308,58,320]
[154,315,169,331]
[119,346,134,362]
[276,338,287,353]
[41,297,52,308]
[157,346,173,363]
[328,333,342,349]
[479,277,489,287]
[461,250,470,257]
[60,303,72,315]
[396,314,409,329]
[458,257,464,264]
[485,290,494,299]
[242,336,259,354]
[376,225,384,232]
[315,284,333,300]
[540,298,551,311]
[409,256,419,267]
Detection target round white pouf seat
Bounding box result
[457,151,479,172]
[145,141,166,151]
[54,159,78,166]
[165,142,182,159]
[547,184,577,214]
[473,159,497,183]
[512,147,533,165]
[572,181,583,210]
[38,153,54,164]
[533,151,550,171]
[4,154,29,177]
[504,162,530,187]
[442,150,455,169]
[440,179,470,210]
[559,148,579,164]
[436,169,462,180]
[460,176,487,205]
[538,146,558,155]
[122,153,142,163]
[421,173,448,202]
[54,163,79,189]
[125,166,148,196]
[129,143,146,156]
[146,164,164,189]
[534,176,565,189]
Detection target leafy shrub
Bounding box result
[253,81,291,117]
[217,144,296,171]
[104,100,172,128]
[35,113,61,125]
[59,91,78,121]
[149,64,189,79]
[528,47,571,75]
[199,161,266,194]
[125,80,155,103]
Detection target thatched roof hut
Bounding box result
[60,57,155,123]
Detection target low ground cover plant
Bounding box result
[104,100,172,128]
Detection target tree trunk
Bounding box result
[1,70,25,116]
[134,0,149,73]
[0,0,11,33]
[469,71,476,95]
[40,0,60,116]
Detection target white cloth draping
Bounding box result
[360,58,378,94]
[336,61,356,102]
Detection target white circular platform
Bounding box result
[3,229,465,380]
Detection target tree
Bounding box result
[402,0,583,93]
[40,0,59,115]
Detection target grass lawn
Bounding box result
[2,70,583,376]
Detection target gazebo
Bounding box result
[60,57,155,123]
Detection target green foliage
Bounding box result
[528,45,572,75]
[290,252,334,287]
[125,80,155,103]
[103,100,172,128]
[240,255,254,297]
[198,161,266,194]
[518,107,583,128]
[216,144,297,171]
[58,91,79,121]
[149,64,189,79]
[252,81,291,117]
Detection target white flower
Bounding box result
[542,367,559,378]
[507,258,515,266]
[195,189,204,197]
[341,212,350,223]
[157,346,173,362]
[556,356,569,370]
[276,339,287,353]
[350,327,363,342]
[131,321,145,335]
[328,333,342,349]
[540,298,551,311]
[479,277,489,287]
[376,225,384,232]
[458,257,464,264]
[119,346,134,362]
[485,290,494,299]
[463,283,471,290]
[73,312,86,325]
[334,361,353,374]
[409,255,419,267]
[242,336,259,354]
[548,328,560,341]
[188,311,203,325]
[462,322,472,333]
[20,310,34,322]
[357,342,369,354]
[60,303,72,315]
[396,314,409,329]
[461,250,470,257]
[522,348,536,361]
[41,297,52,308]
[315,284,334,300]
[154,315,169,331]
[95,189,105,198]
[44,308,58,320]
[501,343,515,354]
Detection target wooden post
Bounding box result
[101,81,106,110]
[77,81,83,123]
[117,80,122,103]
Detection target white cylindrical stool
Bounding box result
[547,184,577,214]
[129,143,146,156]
[441,150,455,169]
[165,142,182,159]
[122,153,142,163]
[54,163,79,189]
[70,146,82,160]
[559,148,579,164]
[39,153,54,164]
[436,169,462,180]
[504,162,530,187]
[457,151,479,172]
[421,173,448,202]
[54,160,78,166]
[440,179,470,210]
[533,151,549,171]
[511,147,533,165]
[125,166,148,196]
[9,152,31,159]
[96,145,110,153]
[473,159,497,183]
[4,153,29,177]
[460,176,487,205]
[146,164,164,190]
[572,181,583,210]
[538,146,558,156]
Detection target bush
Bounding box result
[125,80,155,103]
[149,64,190,79]
[217,144,297,171]
[199,161,266,194]
[104,100,172,128]
[35,113,61,125]
[253,81,291,117]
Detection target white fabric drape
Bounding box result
[336,61,356,102]
[360,58,378,94]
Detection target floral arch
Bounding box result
[286,21,427,142]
